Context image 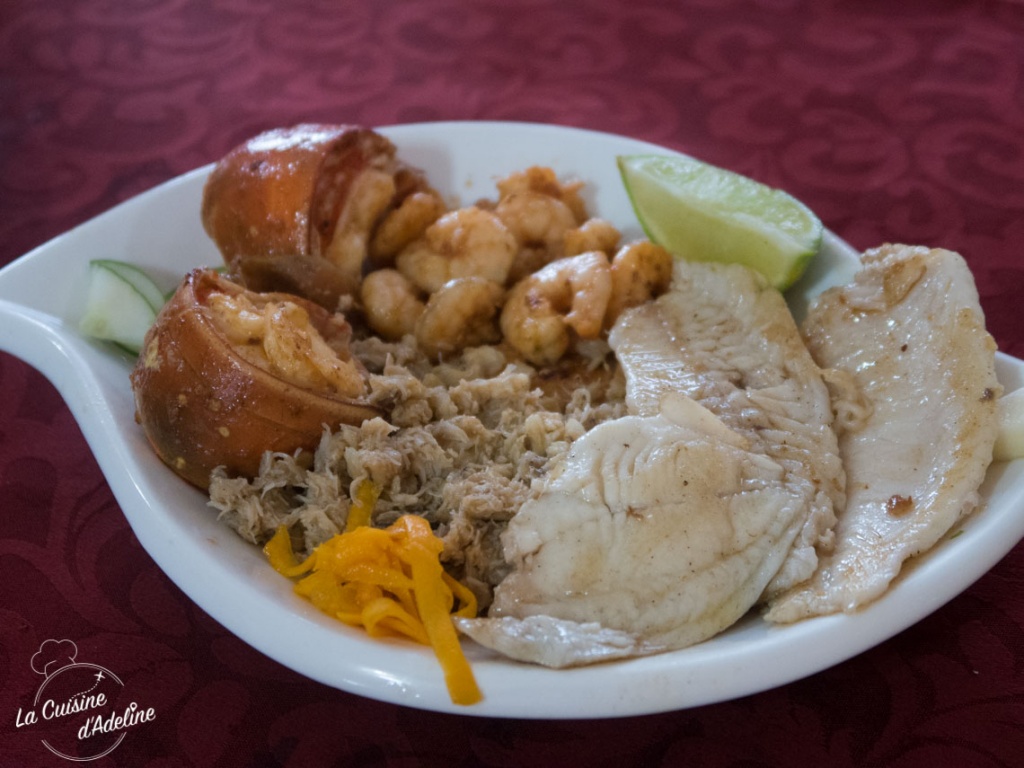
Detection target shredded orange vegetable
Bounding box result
[263,513,482,705]
[344,480,381,532]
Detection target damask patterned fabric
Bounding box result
[1,0,1022,765]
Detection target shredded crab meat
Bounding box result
[209,340,628,605]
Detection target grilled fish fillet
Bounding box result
[766,245,1000,622]
[457,260,843,666]
[457,394,807,665]
[611,260,845,598]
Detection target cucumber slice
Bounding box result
[994,388,1024,461]
[90,258,167,312]
[78,260,163,354]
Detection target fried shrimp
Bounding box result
[369,191,447,266]
[564,218,621,257]
[500,251,612,366]
[495,191,580,282]
[605,241,674,326]
[496,166,588,224]
[415,277,505,357]
[360,268,426,340]
[396,206,518,293]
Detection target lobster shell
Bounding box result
[201,124,431,308]
[130,268,378,489]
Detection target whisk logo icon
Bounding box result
[14,639,155,761]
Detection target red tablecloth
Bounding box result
[2,0,1023,765]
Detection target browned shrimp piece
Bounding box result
[496,191,579,283]
[496,166,589,224]
[605,241,674,327]
[360,268,426,340]
[564,218,621,257]
[500,252,612,366]
[369,190,447,266]
[416,277,506,357]
[396,207,518,293]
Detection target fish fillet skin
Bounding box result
[766,245,1001,622]
[610,260,844,597]
[457,395,808,667]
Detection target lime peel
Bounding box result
[618,154,823,291]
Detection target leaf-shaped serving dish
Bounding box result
[1,122,1022,718]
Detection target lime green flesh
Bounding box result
[618,154,823,291]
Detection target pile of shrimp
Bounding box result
[355,166,674,366]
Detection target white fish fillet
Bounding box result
[458,260,843,666]
[766,245,1000,622]
[458,395,807,665]
[611,260,844,597]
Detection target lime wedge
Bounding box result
[618,154,823,290]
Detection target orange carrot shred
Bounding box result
[345,479,381,531]
[263,508,482,705]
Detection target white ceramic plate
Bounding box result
[1,122,1022,719]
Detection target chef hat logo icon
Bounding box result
[30,639,79,677]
